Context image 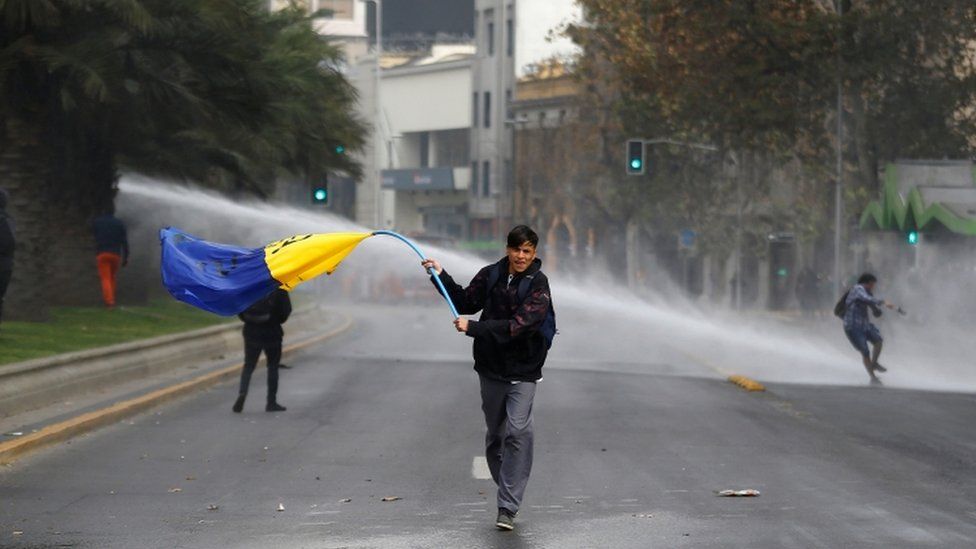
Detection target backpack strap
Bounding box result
[484,264,501,305]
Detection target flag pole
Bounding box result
[372,230,460,319]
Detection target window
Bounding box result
[318,0,354,19]
[436,128,470,167]
[482,160,491,197]
[484,91,491,128]
[505,89,512,120]
[471,161,479,195]
[472,92,479,128]
[485,10,495,56]
[487,22,495,55]
[506,18,513,57]
[419,132,430,168]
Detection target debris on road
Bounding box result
[12,530,23,536]
[168,487,182,493]
[185,476,196,481]
[339,498,352,503]
[632,513,654,518]
[277,503,285,512]
[207,504,219,511]
[716,489,760,497]
[381,496,401,502]
[3,432,23,437]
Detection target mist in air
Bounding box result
[119,176,976,394]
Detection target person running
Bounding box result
[842,273,896,384]
[421,225,554,532]
[233,288,291,413]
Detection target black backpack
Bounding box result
[485,264,557,349]
[239,293,274,324]
[835,287,882,319]
[833,289,850,319]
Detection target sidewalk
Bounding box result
[0,308,352,465]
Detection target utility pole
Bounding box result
[374,0,383,228]
[833,0,844,295]
[359,0,383,228]
[734,155,743,311]
[495,0,508,242]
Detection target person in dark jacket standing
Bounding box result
[422,225,553,531]
[234,288,291,413]
[0,189,14,328]
[91,208,129,308]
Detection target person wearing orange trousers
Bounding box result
[91,209,129,308]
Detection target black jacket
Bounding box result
[92,215,129,262]
[239,289,292,344]
[435,257,551,382]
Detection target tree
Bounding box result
[0,0,366,318]
[568,0,976,290]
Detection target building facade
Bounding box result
[469,0,516,242]
[376,47,475,239]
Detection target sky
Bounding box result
[516,0,582,76]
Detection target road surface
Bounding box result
[2,304,975,548]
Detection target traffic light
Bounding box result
[906,229,919,245]
[311,183,328,205]
[626,139,645,175]
[335,145,345,155]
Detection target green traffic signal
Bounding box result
[626,139,645,175]
[907,230,919,245]
[312,186,328,204]
[335,145,345,154]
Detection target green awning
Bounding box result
[860,163,976,236]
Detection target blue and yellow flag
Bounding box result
[160,227,372,315]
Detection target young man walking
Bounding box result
[91,209,129,308]
[422,225,553,531]
[234,288,291,413]
[842,273,896,384]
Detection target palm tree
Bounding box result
[0,0,365,318]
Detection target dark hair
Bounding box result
[857,273,877,285]
[507,225,538,249]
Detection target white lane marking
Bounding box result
[471,456,491,480]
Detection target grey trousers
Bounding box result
[479,375,536,514]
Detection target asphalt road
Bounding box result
[2,303,975,548]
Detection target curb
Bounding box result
[727,375,766,392]
[0,315,353,466]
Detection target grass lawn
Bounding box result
[0,299,233,366]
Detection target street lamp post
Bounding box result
[360,0,383,228]
[833,0,844,295]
